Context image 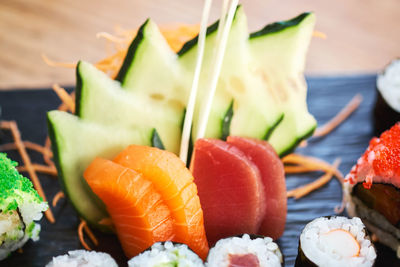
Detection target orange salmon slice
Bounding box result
[113,145,209,259]
[84,157,174,258]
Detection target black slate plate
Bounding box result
[0,75,399,267]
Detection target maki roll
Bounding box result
[295,216,376,267]
[46,250,118,267]
[0,153,47,260]
[206,234,283,267]
[345,123,400,258]
[373,59,400,136]
[128,242,204,267]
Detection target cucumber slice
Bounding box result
[116,6,284,143]
[179,7,284,140]
[76,61,183,154]
[116,20,185,104]
[47,110,154,230]
[249,12,317,155]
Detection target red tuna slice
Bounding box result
[190,138,266,245]
[346,123,400,188]
[227,136,286,239]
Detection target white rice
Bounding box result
[0,200,48,260]
[377,59,400,112]
[299,216,376,267]
[206,234,283,267]
[128,242,204,267]
[46,250,118,267]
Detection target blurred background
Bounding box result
[0,0,399,89]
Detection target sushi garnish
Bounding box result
[128,241,204,267]
[295,216,376,267]
[46,250,118,267]
[0,153,48,260]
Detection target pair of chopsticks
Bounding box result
[179,0,239,165]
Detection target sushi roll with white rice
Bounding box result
[344,123,400,258]
[295,216,376,267]
[374,59,400,135]
[128,241,204,267]
[0,153,48,260]
[206,234,283,267]
[46,250,118,267]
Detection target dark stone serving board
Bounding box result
[0,75,399,267]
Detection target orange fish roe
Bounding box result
[346,123,400,188]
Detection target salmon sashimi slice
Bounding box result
[84,157,174,258]
[190,138,266,245]
[113,145,209,259]
[227,136,287,239]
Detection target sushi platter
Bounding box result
[0,1,400,265]
[0,74,399,266]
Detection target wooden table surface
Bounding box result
[0,0,399,89]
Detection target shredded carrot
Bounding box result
[0,141,53,157]
[17,164,57,177]
[83,223,99,246]
[78,219,98,250]
[78,220,92,250]
[43,137,55,167]
[52,84,75,113]
[17,248,23,253]
[283,153,344,184]
[313,94,362,138]
[298,140,308,148]
[41,54,76,69]
[287,158,341,199]
[52,191,65,207]
[334,197,346,214]
[312,30,327,39]
[98,217,113,227]
[0,121,55,223]
[96,32,125,43]
[284,165,324,174]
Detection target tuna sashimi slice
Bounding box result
[190,138,266,245]
[227,136,286,239]
[83,157,174,258]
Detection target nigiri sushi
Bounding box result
[0,153,48,260]
[344,123,400,258]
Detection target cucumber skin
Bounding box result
[250,12,311,39]
[115,19,149,85]
[75,60,83,117]
[278,124,316,158]
[263,114,285,141]
[177,19,219,57]
[47,112,111,232]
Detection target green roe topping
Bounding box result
[0,153,42,210]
